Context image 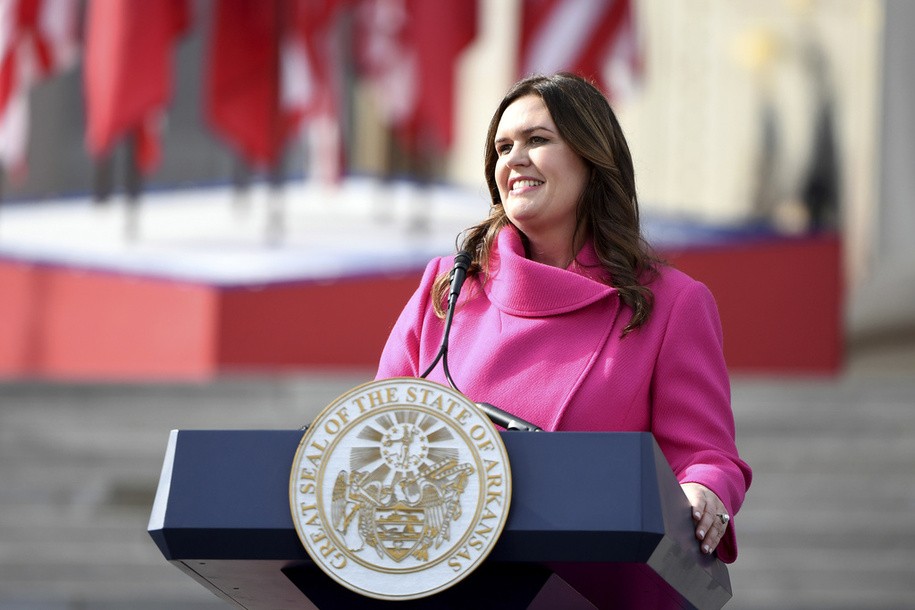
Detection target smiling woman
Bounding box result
[493,95,590,267]
[375,73,752,563]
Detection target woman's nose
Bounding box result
[505,144,528,167]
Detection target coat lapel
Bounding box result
[452,227,621,429]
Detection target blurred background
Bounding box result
[0,0,913,608]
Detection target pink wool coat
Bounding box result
[376,226,752,562]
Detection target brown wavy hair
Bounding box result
[433,73,659,333]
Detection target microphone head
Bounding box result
[454,250,472,271]
[448,251,473,303]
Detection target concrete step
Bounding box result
[1,372,914,608]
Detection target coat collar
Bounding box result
[482,225,617,317]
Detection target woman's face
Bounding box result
[494,94,589,255]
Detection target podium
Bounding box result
[149,430,731,609]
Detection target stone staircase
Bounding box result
[727,375,915,609]
[0,361,913,609]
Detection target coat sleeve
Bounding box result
[375,257,446,379]
[649,279,753,563]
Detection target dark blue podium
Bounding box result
[148,430,731,609]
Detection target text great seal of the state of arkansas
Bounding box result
[289,377,512,601]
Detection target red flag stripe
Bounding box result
[84,0,190,173]
[519,0,641,101]
[206,0,303,168]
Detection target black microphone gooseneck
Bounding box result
[420,251,542,432]
[420,250,471,385]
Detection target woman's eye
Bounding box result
[497,144,512,155]
[530,135,546,145]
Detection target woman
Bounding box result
[376,73,752,561]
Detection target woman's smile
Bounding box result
[508,177,545,194]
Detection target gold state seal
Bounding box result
[289,378,512,601]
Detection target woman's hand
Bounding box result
[681,482,729,555]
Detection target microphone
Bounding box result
[476,402,542,432]
[448,250,472,306]
[421,251,472,377]
[420,250,541,432]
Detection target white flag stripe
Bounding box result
[0,0,79,174]
[39,0,78,69]
[0,93,28,168]
[281,36,315,113]
[522,0,609,76]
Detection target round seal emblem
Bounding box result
[289,378,512,601]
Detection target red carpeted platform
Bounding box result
[667,232,843,374]
[0,232,842,379]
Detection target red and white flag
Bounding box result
[284,0,347,181]
[283,0,345,122]
[0,0,78,180]
[83,0,190,174]
[206,0,349,177]
[519,0,642,102]
[356,0,477,153]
